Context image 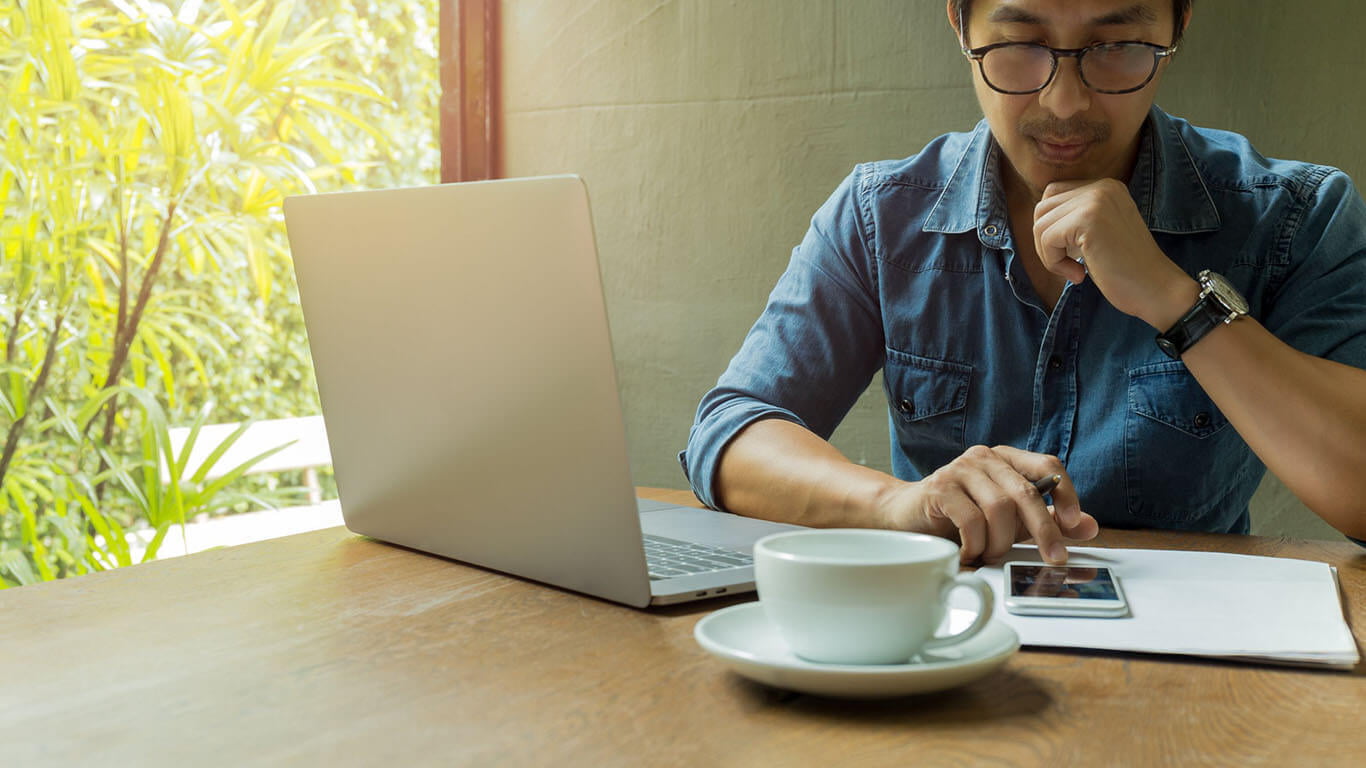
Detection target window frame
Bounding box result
[440,0,500,182]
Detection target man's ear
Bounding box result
[1179,7,1192,40]
[947,1,964,42]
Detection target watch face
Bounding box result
[1203,271,1249,315]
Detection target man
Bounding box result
[680,0,1366,565]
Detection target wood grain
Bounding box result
[0,488,1360,766]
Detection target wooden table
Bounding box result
[2,488,1362,766]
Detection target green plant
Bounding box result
[0,0,436,586]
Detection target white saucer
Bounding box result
[694,602,1019,699]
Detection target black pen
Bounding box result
[1033,474,1062,496]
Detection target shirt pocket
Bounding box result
[1124,361,1240,524]
[883,349,973,474]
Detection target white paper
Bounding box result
[969,545,1360,669]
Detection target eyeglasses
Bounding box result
[962,41,1179,95]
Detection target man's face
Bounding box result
[954,0,1179,198]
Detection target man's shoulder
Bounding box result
[1165,112,1349,198]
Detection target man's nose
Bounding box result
[1038,57,1091,120]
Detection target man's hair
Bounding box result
[952,1,1194,47]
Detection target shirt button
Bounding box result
[1048,355,1063,370]
[897,398,914,415]
[1194,412,1211,428]
[983,224,1000,237]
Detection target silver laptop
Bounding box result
[283,175,801,606]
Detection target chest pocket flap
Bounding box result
[1127,361,1228,438]
[884,349,972,423]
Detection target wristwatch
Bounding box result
[1155,270,1248,359]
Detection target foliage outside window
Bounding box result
[0,0,437,586]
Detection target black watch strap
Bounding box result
[1155,296,1226,359]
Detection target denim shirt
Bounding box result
[682,106,1366,534]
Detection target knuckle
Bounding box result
[954,508,985,532]
[981,495,1014,520]
[1010,483,1041,507]
[964,444,993,461]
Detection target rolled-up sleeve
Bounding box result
[679,167,886,510]
[1260,169,1366,548]
[1262,169,1366,369]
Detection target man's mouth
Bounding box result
[1033,137,1090,163]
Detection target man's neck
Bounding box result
[1003,168,1042,223]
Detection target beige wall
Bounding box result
[500,0,1364,541]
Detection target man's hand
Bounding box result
[1032,179,1198,329]
[877,445,1099,565]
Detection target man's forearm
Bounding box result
[714,419,904,530]
[1183,318,1366,537]
[714,418,1097,564]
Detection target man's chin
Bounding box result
[1022,160,1105,193]
[1003,151,1100,197]
[1030,153,1095,177]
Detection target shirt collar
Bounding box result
[1129,105,1221,233]
[921,106,1221,240]
[921,119,1000,240]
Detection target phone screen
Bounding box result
[1009,565,1119,600]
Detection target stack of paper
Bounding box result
[972,545,1360,669]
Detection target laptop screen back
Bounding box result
[284,176,652,606]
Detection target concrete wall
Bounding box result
[499,0,1364,541]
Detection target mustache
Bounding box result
[1020,116,1110,143]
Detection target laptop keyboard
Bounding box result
[643,534,752,581]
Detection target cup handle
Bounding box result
[922,574,994,651]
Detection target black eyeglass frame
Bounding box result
[961,40,1179,95]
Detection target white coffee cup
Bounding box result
[753,529,994,665]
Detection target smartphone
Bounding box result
[1004,562,1128,618]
